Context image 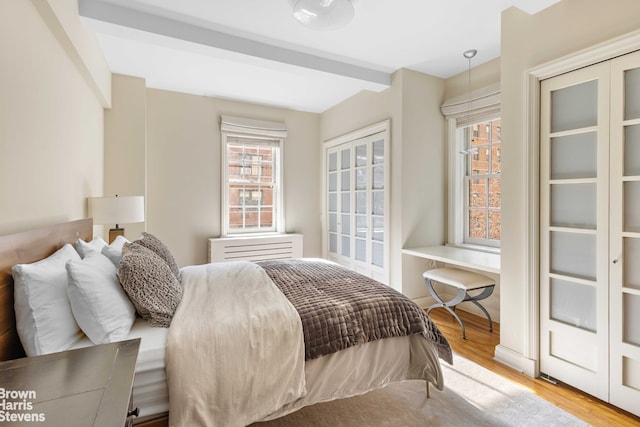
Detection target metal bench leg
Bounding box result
[425,278,468,339]
[470,299,493,332]
[464,286,495,332]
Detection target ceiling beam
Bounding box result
[78,0,391,87]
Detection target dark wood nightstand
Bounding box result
[0,339,140,426]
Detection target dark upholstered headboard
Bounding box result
[0,219,92,361]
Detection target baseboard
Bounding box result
[412,296,433,309]
[494,345,538,377]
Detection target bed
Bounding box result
[0,219,452,426]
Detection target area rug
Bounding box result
[253,353,589,426]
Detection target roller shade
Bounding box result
[221,115,288,138]
[441,84,501,127]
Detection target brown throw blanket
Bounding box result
[258,259,453,364]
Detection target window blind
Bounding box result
[220,115,288,139]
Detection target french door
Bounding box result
[324,122,390,284]
[609,51,640,415]
[540,50,640,416]
[540,60,610,400]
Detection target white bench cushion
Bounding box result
[422,267,494,291]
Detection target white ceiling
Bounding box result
[79,0,559,113]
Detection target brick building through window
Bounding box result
[466,119,501,243]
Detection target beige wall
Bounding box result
[0,0,108,235]
[144,90,322,267]
[32,0,111,107]
[103,75,147,241]
[444,57,501,101]
[398,70,447,300]
[500,0,640,369]
[321,69,447,300]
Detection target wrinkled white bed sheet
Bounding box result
[166,261,306,427]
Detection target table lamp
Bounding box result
[88,195,144,243]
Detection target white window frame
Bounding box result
[441,84,501,251]
[220,115,287,236]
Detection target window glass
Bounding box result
[463,119,501,245]
[224,136,281,234]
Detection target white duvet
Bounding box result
[166,261,306,427]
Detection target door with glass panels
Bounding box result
[540,62,610,400]
[325,130,389,284]
[540,51,640,416]
[609,51,640,415]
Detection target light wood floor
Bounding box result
[428,308,640,427]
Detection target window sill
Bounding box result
[223,231,284,239]
[445,243,500,255]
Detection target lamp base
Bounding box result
[108,227,125,244]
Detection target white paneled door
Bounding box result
[540,61,610,401]
[324,122,390,285]
[609,51,640,416]
[540,50,640,416]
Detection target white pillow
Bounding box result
[12,244,84,356]
[75,236,108,258]
[101,235,129,267]
[66,251,136,344]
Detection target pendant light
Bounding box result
[460,49,479,156]
[463,48,477,123]
[292,0,355,31]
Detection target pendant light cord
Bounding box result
[463,49,477,125]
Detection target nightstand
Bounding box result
[0,339,140,426]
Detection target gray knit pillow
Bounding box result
[117,243,183,327]
[136,232,180,279]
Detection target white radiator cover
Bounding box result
[209,234,303,263]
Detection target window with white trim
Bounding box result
[220,115,287,236]
[462,119,501,246]
[442,84,501,249]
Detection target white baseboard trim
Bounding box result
[494,345,538,377]
[412,296,433,309]
[521,356,538,378]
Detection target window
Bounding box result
[464,119,501,245]
[220,115,287,235]
[441,84,501,249]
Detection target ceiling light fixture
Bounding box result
[292,0,355,31]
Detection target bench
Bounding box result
[423,267,495,339]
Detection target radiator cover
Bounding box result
[208,234,303,263]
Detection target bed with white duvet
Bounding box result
[4,221,451,426]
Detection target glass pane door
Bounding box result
[340,147,351,258]
[539,61,610,401]
[328,151,338,255]
[324,125,389,284]
[610,52,640,413]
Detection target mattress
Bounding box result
[71,318,169,420]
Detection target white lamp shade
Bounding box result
[88,196,144,225]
